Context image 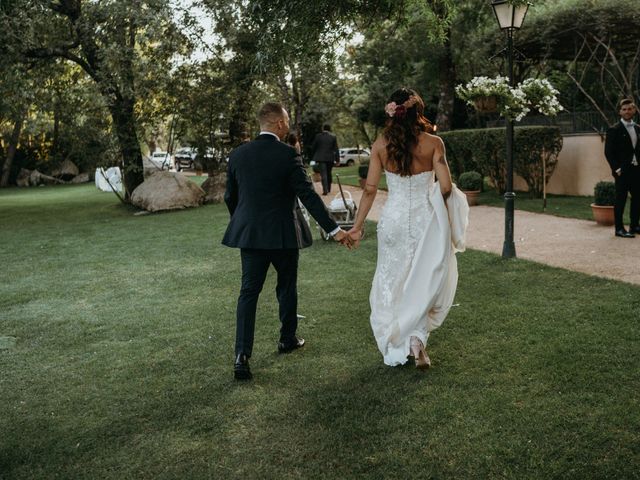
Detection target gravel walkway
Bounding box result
[316,181,640,286]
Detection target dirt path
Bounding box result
[315,182,640,286]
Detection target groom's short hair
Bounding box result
[258,102,285,126]
[619,98,635,110]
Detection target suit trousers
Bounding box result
[614,166,640,230]
[235,248,299,357]
[320,162,333,194]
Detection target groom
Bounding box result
[222,102,352,380]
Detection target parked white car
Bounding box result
[337,148,370,166]
[149,151,173,170]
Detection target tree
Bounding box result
[515,0,640,125]
[2,0,192,199]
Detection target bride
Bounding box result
[348,87,468,370]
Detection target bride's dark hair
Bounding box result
[383,88,433,176]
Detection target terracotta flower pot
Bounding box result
[590,203,614,226]
[462,190,481,206]
[312,172,321,182]
[473,96,498,113]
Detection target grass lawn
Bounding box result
[1,184,639,479]
[477,190,597,221]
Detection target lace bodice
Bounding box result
[380,171,434,246]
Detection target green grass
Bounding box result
[477,190,596,221]
[1,185,639,479]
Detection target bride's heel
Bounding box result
[410,336,431,370]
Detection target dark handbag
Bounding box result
[294,200,313,249]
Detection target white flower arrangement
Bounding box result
[517,78,564,116]
[456,76,563,122]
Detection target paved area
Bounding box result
[315,181,640,286]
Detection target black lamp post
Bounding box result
[491,0,530,259]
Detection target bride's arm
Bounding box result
[349,140,383,240]
[433,137,452,199]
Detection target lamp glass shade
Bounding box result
[491,1,529,30]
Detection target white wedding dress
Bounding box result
[370,170,469,366]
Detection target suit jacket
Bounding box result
[311,131,339,164]
[604,120,640,175]
[222,134,338,249]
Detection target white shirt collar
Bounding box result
[621,119,636,127]
[259,131,280,140]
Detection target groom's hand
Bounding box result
[333,229,355,249]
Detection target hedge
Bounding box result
[440,126,563,197]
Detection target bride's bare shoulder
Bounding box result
[419,131,443,146]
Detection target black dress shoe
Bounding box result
[615,229,635,238]
[631,226,640,234]
[277,336,305,353]
[234,353,252,380]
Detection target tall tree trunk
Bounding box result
[1,114,25,187]
[109,97,144,199]
[435,39,456,132]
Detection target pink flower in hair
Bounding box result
[385,95,418,118]
[385,102,398,117]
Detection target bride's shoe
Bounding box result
[410,336,431,370]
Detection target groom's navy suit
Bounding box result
[223,133,338,357]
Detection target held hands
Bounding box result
[333,229,356,250]
[347,227,364,249]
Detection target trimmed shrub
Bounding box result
[594,181,615,206]
[458,171,483,191]
[358,157,370,178]
[440,126,563,197]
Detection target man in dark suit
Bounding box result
[222,102,352,380]
[604,98,640,238]
[311,124,339,195]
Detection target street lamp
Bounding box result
[491,0,530,259]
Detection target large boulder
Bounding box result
[70,172,90,184]
[16,169,31,187]
[200,171,227,204]
[52,159,79,180]
[29,170,63,186]
[131,171,205,212]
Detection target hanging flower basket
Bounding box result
[473,96,498,113]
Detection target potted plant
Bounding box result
[458,171,483,206]
[518,78,564,116]
[456,76,563,122]
[358,158,370,189]
[591,181,615,226]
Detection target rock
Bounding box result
[29,170,64,186]
[70,172,90,184]
[52,159,79,180]
[131,171,205,212]
[201,172,227,204]
[16,169,31,187]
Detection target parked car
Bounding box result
[174,147,196,171]
[149,151,173,170]
[337,148,370,166]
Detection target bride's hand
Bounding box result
[347,227,363,248]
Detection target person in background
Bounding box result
[311,124,339,195]
[604,98,640,238]
[287,132,301,155]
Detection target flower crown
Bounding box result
[385,96,418,118]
